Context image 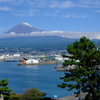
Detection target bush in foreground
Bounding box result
[18,88,46,100]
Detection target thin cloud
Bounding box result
[27,0,77,8]
[0,0,11,3]
[62,14,71,18]
[78,0,100,8]
[26,0,100,8]
[0,0,23,4]
[1,0,100,8]
[15,9,40,16]
[50,0,77,8]
[26,0,49,7]
[95,10,100,12]
[1,31,100,39]
[1,0,99,17]
[0,27,6,33]
[15,13,24,17]
[62,14,88,18]
[0,6,12,11]
[73,15,88,18]
[44,13,58,17]
[0,28,3,31]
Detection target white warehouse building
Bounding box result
[26,59,39,64]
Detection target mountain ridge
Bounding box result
[2,22,100,39]
[0,22,100,51]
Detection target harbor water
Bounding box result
[0,62,74,98]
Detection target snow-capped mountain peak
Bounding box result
[20,22,33,27]
[3,22,44,34]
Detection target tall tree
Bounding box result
[58,36,100,100]
[0,79,12,99]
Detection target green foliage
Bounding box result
[18,88,46,100]
[58,36,100,100]
[0,79,12,99]
[8,93,19,100]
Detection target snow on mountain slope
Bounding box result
[3,22,44,34]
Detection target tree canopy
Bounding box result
[0,79,12,99]
[18,88,46,100]
[58,36,100,100]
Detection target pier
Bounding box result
[17,60,57,65]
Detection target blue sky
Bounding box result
[0,0,100,34]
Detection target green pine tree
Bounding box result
[58,36,100,100]
[0,79,12,99]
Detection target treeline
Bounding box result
[0,79,53,100]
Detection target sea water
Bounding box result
[0,62,74,98]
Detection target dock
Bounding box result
[17,60,57,65]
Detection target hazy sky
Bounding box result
[0,0,100,34]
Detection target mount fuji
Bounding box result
[3,22,44,35]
